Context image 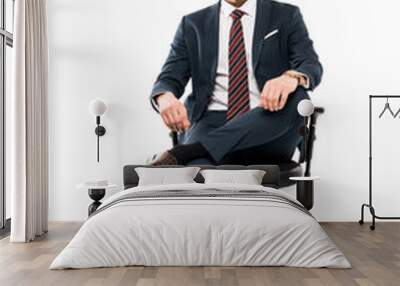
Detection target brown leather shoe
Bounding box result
[148,151,178,166]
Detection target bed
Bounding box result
[50,165,350,269]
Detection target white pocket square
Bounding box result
[264,29,279,40]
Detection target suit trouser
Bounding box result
[180,88,309,165]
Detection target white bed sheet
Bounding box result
[50,183,350,269]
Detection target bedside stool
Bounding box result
[289,177,320,211]
[77,183,117,216]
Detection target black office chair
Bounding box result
[169,106,325,188]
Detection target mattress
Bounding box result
[50,183,350,269]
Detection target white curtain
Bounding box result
[9,0,49,242]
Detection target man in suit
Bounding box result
[149,0,322,165]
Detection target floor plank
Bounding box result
[0,222,399,286]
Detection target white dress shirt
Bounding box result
[152,0,310,112]
[208,0,259,111]
[208,0,309,111]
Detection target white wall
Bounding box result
[48,0,400,221]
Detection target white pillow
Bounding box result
[135,167,200,186]
[200,169,266,185]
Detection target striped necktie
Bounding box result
[227,9,250,121]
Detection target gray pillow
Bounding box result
[200,169,266,185]
[135,167,201,186]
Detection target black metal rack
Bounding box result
[359,95,400,230]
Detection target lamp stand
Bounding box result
[303,116,310,177]
[94,116,106,162]
[292,115,316,210]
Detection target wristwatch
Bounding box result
[284,70,308,88]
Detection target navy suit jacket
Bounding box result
[150,0,323,123]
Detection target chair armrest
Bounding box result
[314,107,325,114]
[301,106,325,175]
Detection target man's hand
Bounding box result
[156,92,191,133]
[259,74,299,112]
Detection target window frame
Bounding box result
[0,0,14,234]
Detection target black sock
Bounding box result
[168,143,209,164]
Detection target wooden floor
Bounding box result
[0,222,399,286]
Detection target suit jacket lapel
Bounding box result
[252,0,272,71]
[203,2,220,82]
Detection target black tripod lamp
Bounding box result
[89,99,107,162]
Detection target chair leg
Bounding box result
[170,131,179,147]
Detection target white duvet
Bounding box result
[50,183,350,269]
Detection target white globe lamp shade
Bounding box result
[89,99,107,117]
[297,99,315,117]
